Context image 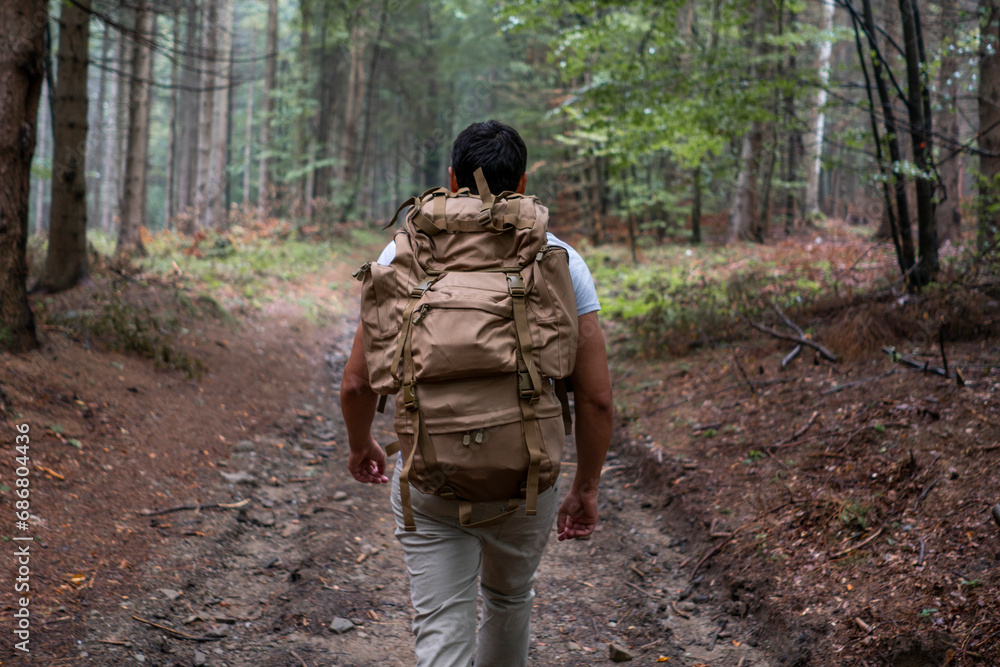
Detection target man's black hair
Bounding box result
[450,120,527,195]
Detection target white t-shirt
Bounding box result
[376,232,601,316]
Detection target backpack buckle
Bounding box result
[477,208,493,226]
[507,274,526,297]
[518,371,535,399]
[352,261,371,281]
[403,383,418,410]
[411,278,434,298]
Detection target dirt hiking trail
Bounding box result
[1,261,771,666]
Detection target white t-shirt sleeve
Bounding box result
[545,233,601,316]
[377,241,397,265]
[375,235,600,317]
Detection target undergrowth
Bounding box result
[36,283,210,379]
[586,241,858,358]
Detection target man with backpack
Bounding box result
[340,120,613,667]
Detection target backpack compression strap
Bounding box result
[507,272,544,516]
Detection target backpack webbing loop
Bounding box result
[398,431,419,531]
[554,379,573,435]
[474,168,495,226]
[518,398,543,517]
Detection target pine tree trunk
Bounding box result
[116,3,154,260]
[258,0,278,218]
[89,21,111,227]
[729,123,764,242]
[193,0,218,228]
[33,79,49,234]
[979,0,1000,248]
[728,0,770,242]
[175,0,201,227]
[936,0,962,244]
[803,0,835,219]
[206,0,233,228]
[691,166,702,244]
[42,0,91,292]
[243,62,255,206]
[164,4,182,228]
[106,12,135,234]
[0,0,45,352]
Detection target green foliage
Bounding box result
[839,501,872,532]
[590,243,841,358]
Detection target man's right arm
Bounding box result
[557,311,613,540]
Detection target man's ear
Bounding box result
[449,167,459,193]
[516,173,527,195]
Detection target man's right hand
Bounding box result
[557,487,599,541]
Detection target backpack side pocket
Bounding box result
[356,261,403,394]
[527,246,579,379]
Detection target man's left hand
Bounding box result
[348,435,389,484]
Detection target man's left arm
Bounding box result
[340,323,389,484]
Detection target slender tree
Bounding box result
[175,0,201,227]
[193,0,219,227]
[41,0,91,293]
[206,0,234,228]
[0,0,46,352]
[117,3,155,260]
[898,0,937,284]
[980,0,1000,249]
[728,0,771,242]
[89,21,112,227]
[937,0,962,245]
[257,0,278,218]
[861,0,917,279]
[164,1,183,227]
[804,0,835,219]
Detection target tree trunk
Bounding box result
[106,10,135,234]
[728,0,770,242]
[193,0,218,228]
[42,0,90,293]
[979,0,1000,248]
[862,0,917,279]
[102,13,130,234]
[33,79,49,234]
[206,0,233,228]
[849,6,904,273]
[804,0,835,219]
[899,0,937,284]
[936,0,962,245]
[691,166,702,244]
[258,0,278,218]
[729,124,764,242]
[164,3,182,228]
[89,21,111,228]
[175,0,201,226]
[0,0,45,352]
[117,3,155,261]
[243,60,255,207]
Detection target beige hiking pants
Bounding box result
[390,461,559,667]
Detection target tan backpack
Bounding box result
[354,169,578,531]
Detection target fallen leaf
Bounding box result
[657,658,671,663]
[67,439,82,450]
[36,465,66,481]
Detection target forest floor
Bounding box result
[1,224,998,666]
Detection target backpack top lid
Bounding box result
[404,168,549,273]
